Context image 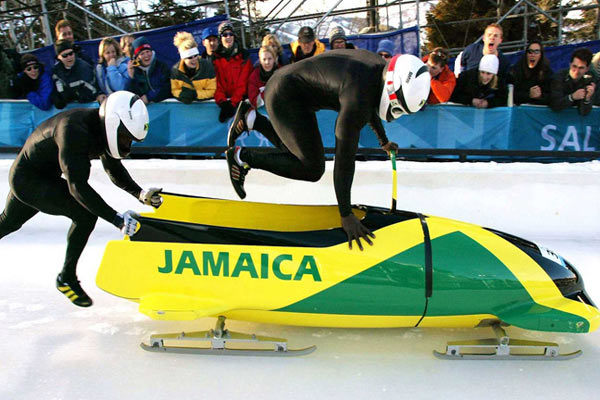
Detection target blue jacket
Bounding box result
[52,58,99,109]
[96,56,131,94]
[460,41,510,77]
[126,52,171,103]
[14,65,53,110]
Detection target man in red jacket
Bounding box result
[213,21,254,122]
[422,47,456,104]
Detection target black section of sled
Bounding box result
[418,214,433,299]
[131,206,420,247]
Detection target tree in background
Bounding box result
[142,0,204,29]
[424,0,589,53]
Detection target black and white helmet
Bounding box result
[379,54,431,122]
[99,91,149,159]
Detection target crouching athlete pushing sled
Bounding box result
[0,91,162,307]
[226,50,430,249]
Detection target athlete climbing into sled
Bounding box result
[226,50,430,250]
[0,91,162,307]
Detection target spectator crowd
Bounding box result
[1,20,599,121]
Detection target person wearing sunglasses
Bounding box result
[213,21,253,122]
[422,47,456,104]
[376,39,395,60]
[170,31,216,104]
[510,40,553,106]
[51,39,102,109]
[126,36,171,105]
[12,54,52,110]
[550,47,597,116]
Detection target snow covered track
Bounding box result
[0,158,599,399]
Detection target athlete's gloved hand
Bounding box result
[218,100,236,122]
[114,210,140,236]
[341,213,375,251]
[139,187,163,208]
[381,141,398,152]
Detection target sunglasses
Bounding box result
[527,49,541,55]
[221,32,234,38]
[25,65,40,72]
[379,53,392,59]
[60,50,75,58]
[185,54,198,60]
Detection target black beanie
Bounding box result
[20,53,40,71]
[54,39,74,56]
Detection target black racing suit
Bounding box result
[0,108,142,279]
[242,49,389,218]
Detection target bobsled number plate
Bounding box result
[538,245,566,267]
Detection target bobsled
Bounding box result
[96,192,599,359]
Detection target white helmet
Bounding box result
[99,91,149,159]
[379,54,431,122]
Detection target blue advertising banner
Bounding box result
[0,100,598,154]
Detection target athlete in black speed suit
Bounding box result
[0,91,161,307]
[226,49,430,250]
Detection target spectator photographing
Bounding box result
[12,54,53,110]
[422,47,455,104]
[451,54,508,109]
[213,21,253,122]
[170,31,216,103]
[201,27,219,60]
[52,39,101,109]
[290,26,325,62]
[550,47,597,116]
[376,40,395,60]
[127,36,171,104]
[328,26,355,50]
[96,37,131,101]
[511,40,553,105]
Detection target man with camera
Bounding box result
[550,47,597,116]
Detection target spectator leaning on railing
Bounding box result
[12,54,53,111]
[511,39,553,106]
[95,37,131,102]
[52,39,101,109]
[422,47,455,104]
[550,47,597,116]
[213,21,254,122]
[170,31,216,104]
[126,36,171,104]
[451,54,508,109]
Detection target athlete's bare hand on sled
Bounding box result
[342,213,375,251]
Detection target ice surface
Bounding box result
[0,159,598,400]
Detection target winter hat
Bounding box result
[479,54,499,74]
[20,53,40,71]
[202,26,218,41]
[218,21,235,37]
[132,36,152,58]
[54,39,73,56]
[376,39,395,56]
[328,26,347,44]
[297,26,315,43]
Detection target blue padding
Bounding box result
[1,100,598,153]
